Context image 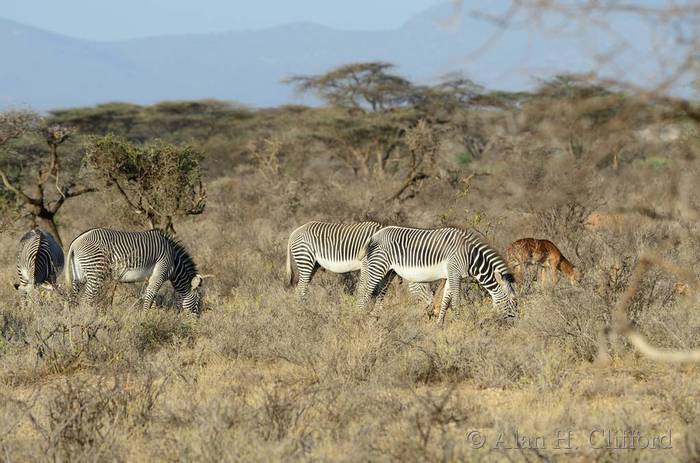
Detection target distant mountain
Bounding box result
[0,2,681,110]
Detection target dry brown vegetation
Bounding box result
[1,78,700,461]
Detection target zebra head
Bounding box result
[182,273,214,314]
[493,271,518,319]
[464,239,519,319]
[165,235,208,314]
[179,274,207,314]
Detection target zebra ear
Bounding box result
[191,274,203,290]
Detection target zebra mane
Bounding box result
[154,230,198,274]
[457,228,515,279]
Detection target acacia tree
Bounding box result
[284,62,416,111]
[524,74,638,166]
[435,72,485,102]
[0,111,96,245]
[85,135,206,233]
[314,115,406,178]
[408,72,488,119]
[424,72,485,109]
[534,73,611,100]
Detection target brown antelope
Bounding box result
[505,238,582,287]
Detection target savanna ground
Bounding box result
[2,81,700,461]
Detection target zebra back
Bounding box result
[66,228,197,287]
[287,221,382,284]
[365,225,515,293]
[363,226,467,267]
[289,221,381,260]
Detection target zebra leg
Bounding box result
[291,244,318,300]
[83,278,105,307]
[432,280,446,318]
[358,252,391,312]
[375,271,397,311]
[436,280,452,325]
[407,282,433,316]
[295,262,319,300]
[71,280,87,307]
[79,251,113,307]
[142,265,168,310]
[356,258,371,302]
[437,274,461,326]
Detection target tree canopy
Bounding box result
[284,62,417,112]
[0,111,95,243]
[85,135,206,233]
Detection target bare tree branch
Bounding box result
[0,113,94,243]
[602,254,700,363]
[0,167,39,206]
[386,120,438,202]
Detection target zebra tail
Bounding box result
[65,246,75,290]
[285,239,294,286]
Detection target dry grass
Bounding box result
[1,97,700,461]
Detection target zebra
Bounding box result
[357,226,518,324]
[14,228,64,291]
[285,221,433,304]
[66,228,206,313]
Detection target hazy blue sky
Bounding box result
[2,0,444,40]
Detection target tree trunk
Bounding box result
[37,213,62,247]
[148,214,176,234]
[164,217,175,235]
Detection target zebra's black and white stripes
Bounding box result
[15,228,64,291]
[285,221,433,303]
[286,221,383,298]
[357,226,517,323]
[66,228,205,313]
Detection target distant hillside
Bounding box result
[0,2,674,110]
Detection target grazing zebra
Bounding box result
[285,221,432,303]
[66,228,205,313]
[357,226,517,324]
[14,228,64,291]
